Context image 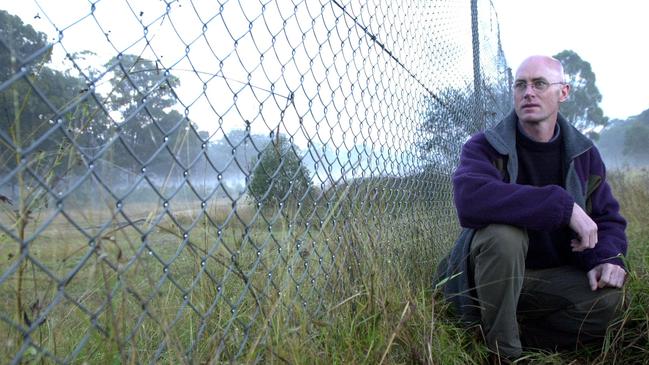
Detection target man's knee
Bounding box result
[569,287,624,340]
[583,287,623,323]
[471,224,528,260]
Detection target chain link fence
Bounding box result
[0,0,511,363]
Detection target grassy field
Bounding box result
[0,170,647,364]
[258,169,649,365]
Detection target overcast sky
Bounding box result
[3,0,646,124]
[494,0,649,121]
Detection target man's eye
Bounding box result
[514,82,527,89]
[534,80,549,89]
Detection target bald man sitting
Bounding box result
[438,55,627,361]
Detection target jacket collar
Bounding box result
[484,110,593,160]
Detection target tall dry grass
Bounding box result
[1,169,647,364]
[252,168,649,365]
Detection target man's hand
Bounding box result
[569,203,598,252]
[587,263,626,291]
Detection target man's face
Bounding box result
[513,58,569,125]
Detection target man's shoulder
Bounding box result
[463,132,502,155]
[581,144,607,173]
[463,111,518,156]
[465,131,488,145]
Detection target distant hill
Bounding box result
[596,108,649,170]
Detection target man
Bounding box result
[438,55,627,361]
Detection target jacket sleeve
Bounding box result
[573,150,627,271]
[453,134,575,230]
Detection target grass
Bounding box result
[0,200,342,363]
[253,169,649,365]
[0,170,647,364]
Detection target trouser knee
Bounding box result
[594,287,623,314]
[470,224,528,264]
[580,287,624,333]
[469,224,528,358]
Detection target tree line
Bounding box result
[3,8,637,210]
[0,10,202,179]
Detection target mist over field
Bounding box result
[596,108,649,170]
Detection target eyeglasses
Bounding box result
[513,80,565,93]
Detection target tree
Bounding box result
[623,122,649,159]
[1,9,63,164]
[248,135,311,207]
[622,109,649,160]
[553,50,608,139]
[207,129,270,180]
[418,89,473,171]
[418,84,510,172]
[0,10,48,79]
[0,10,108,177]
[104,54,203,178]
[416,49,513,173]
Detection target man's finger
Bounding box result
[599,266,612,288]
[587,270,599,291]
[590,231,598,248]
[571,239,586,252]
[612,273,623,288]
[612,268,626,288]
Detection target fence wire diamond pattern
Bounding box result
[0,0,511,363]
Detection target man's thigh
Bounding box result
[518,265,622,346]
[519,266,621,314]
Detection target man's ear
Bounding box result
[559,84,570,103]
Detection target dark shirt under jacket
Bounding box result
[516,124,571,269]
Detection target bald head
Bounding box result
[512,55,570,139]
[515,55,565,83]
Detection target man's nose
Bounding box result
[522,84,536,97]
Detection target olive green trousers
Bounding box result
[469,224,623,359]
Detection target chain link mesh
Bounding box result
[0,0,511,363]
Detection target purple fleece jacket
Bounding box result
[452,112,627,271]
